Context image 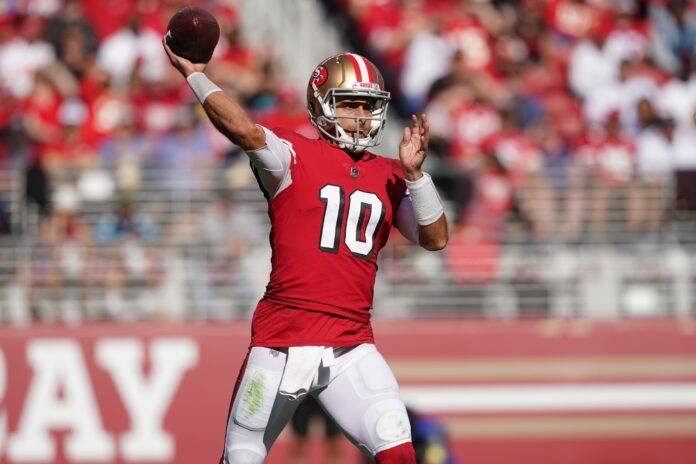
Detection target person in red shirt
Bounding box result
[164,37,448,464]
[481,107,557,239]
[255,86,317,139]
[450,97,502,169]
[545,0,605,41]
[442,14,493,74]
[577,110,636,239]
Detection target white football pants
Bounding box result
[220,343,412,463]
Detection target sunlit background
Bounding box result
[0,0,696,463]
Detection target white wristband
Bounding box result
[186,72,222,103]
[405,172,444,226]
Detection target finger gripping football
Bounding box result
[166,7,220,63]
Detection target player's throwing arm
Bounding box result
[162,9,265,151]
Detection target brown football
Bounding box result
[166,7,220,64]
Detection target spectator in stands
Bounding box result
[95,195,158,244]
[569,17,618,102]
[583,110,637,240]
[18,71,59,221]
[673,106,696,221]
[25,213,61,320]
[43,0,98,63]
[482,106,549,239]
[546,0,606,43]
[441,5,496,77]
[41,97,98,178]
[449,93,502,172]
[97,14,168,90]
[24,149,51,219]
[346,0,423,72]
[532,117,576,239]
[206,7,266,104]
[94,195,160,319]
[0,200,10,235]
[201,190,261,250]
[633,112,675,236]
[99,106,154,192]
[399,15,452,114]
[422,58,470,214]
[255,86,317,139]
[655,55,696,128]
[674,105,696,172]
[197,190,263,317]
[21,70,62,148]
[584,58,658,132]
[0,14,55,101]
[54,21,94,81]
[153,105,218,196]
[604,2,650,66]
[445,154,508,292]
[29,182,91,321]
[651,0,696,75]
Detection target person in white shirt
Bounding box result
[569,23,618,100]
[633,114,675,235]
[0,16,55,99]
[97,15,167,90]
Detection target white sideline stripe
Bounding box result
[348,53,370,82]
[400,383,696,412]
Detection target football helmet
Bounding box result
[307,53,391,152]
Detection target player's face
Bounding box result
[334,97,375,136]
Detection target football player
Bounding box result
[164,38,448,464]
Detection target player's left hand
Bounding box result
[399,113,429,181]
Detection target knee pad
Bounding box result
[365,398,412,453]
[222,447,265,464]
[374,442,416,464]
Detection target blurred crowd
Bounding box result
[0,0,311,320]
[339,0,696,248]
[2,0,696,320]
[0,0,314,227]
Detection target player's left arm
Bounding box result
[399,114,448,251]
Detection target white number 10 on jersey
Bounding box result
[319,185,385,259]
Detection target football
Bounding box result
[166,7,220,64]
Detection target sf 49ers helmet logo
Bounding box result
[311,65,328,87]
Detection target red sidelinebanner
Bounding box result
[0,319,695,463]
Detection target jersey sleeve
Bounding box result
[245,126,295,198]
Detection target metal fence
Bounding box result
[0,166,695,323]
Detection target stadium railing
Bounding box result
[0,167,694,323]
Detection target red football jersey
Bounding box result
[250,127,407,347]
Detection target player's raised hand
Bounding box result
[162,36,207,77]
[399,113,429,181]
